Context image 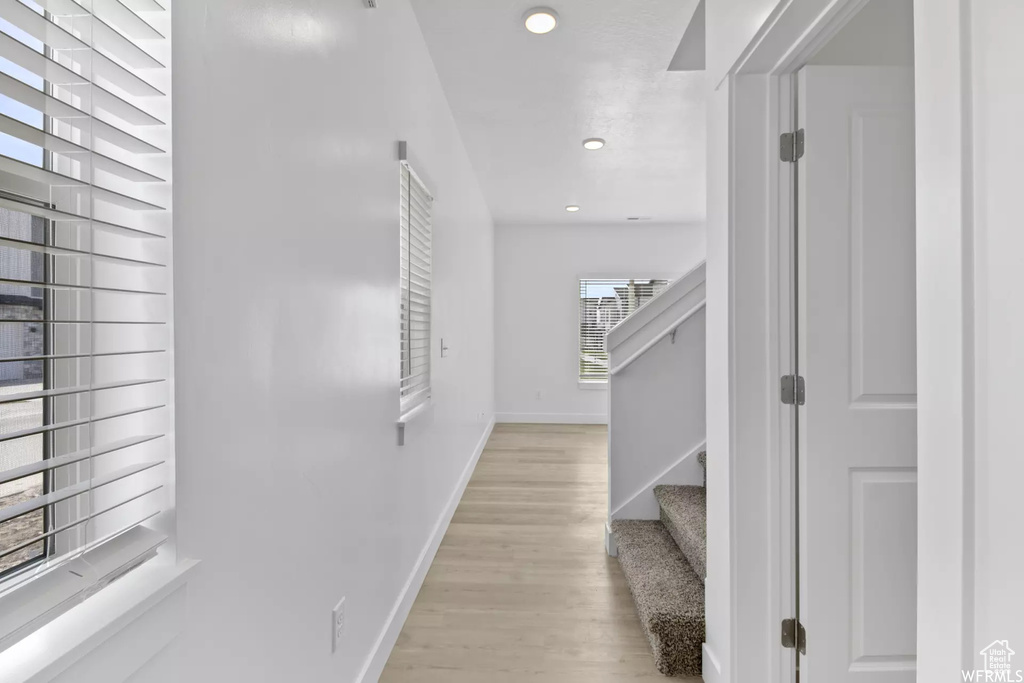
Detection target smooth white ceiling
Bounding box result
[410,0,706,227]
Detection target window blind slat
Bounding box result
[0,493,161,560]
[0,196,164,240]
[0,349,165,363]
[0,235,166,267]
[119,0,167,14]
[0,461,163,525]
[0,434,162,485]
[0,378,163,405]
[0,403,165,444]
[0,114,163,182]
[30,0,84,16]
[91,0,165,41]
[0,153,165,210]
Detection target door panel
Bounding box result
[797,65,917,682]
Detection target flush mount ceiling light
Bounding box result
[565,205,581,212]
[524,7,559,34]
[582,138,605,150]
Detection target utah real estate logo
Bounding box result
[963,640,1024,682]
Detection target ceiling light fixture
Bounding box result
[583,138,605,150]
[565,205,580,212]
[524,7,559,34]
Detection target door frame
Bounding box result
[714,1,980,682]
[707,1,910,682]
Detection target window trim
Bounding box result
[397,143,434,436]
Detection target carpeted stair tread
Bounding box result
[611,519,704,677]
[654,484,707,580]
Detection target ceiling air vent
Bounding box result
[364,0,378,7]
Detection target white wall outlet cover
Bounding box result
[332,597,346,653]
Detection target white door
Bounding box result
[797,66,917,682]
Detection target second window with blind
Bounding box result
[578,278,670,383]
[399,159,433,418]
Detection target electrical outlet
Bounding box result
[332,597,345,653]
[535,390,543,400]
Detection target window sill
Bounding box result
[0,558,198,683]
[397,399,433,446]
[578,381,609,391]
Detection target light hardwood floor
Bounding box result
[380,423,703,682]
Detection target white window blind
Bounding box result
[399,159,432,417]
[0,0,171,645]
[578,278,670,382]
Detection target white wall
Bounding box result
[916,0,1024,678]
[808,0,914,66]
[608,307,706,521]
[494,223,705,424]
[706,0,779,83]
[171,2,495,682]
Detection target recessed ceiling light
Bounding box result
[583,138,605,150]
[565,205,580,212]
[524,7,558,34]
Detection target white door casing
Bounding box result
[797,66,917,681]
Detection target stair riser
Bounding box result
[660,507,707,580]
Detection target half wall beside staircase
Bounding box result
[606,260,707,531]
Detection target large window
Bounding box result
[0,0,171,645]
[578,278,670,382]
[399,159,433,416]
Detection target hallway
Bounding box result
[381,423,701,681]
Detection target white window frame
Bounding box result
[397,144,434,442]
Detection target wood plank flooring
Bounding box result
[380,423,703,682]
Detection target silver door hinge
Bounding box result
[781,618,807,654]
[781,375,805,405]
[780,129,805,162]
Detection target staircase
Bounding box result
[604,261,707,677]
[612,453,707,677]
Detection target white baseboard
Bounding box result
[604,521,617,557]
[496,412,608,425]
[356,415,496,683]
[702,643,724,683]
[609,440,707,520]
